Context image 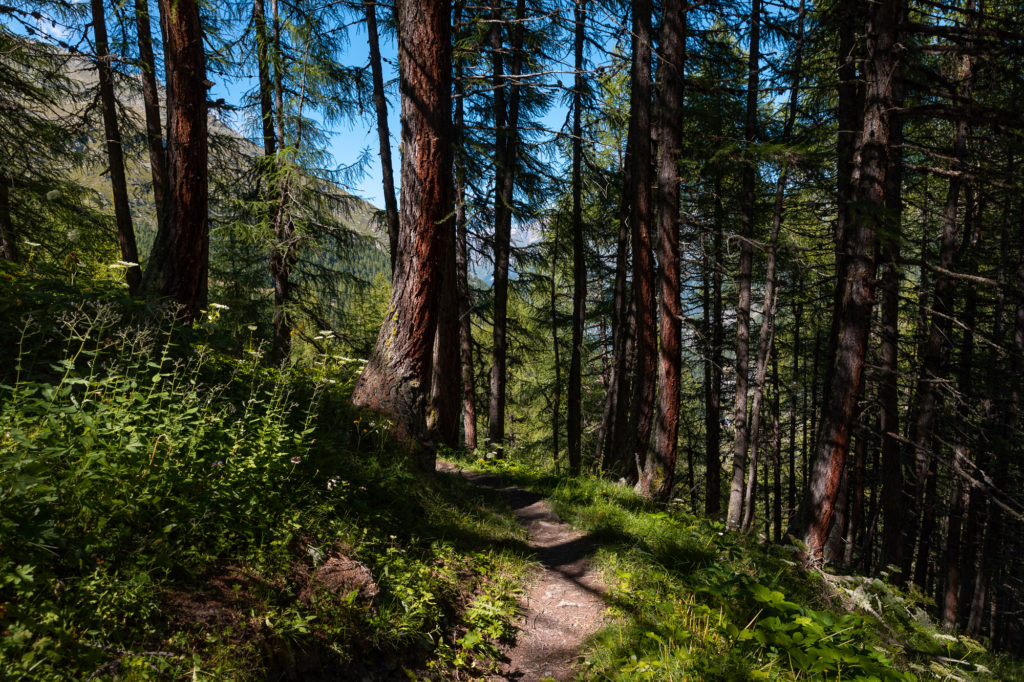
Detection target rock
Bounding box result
[300,556,379,604]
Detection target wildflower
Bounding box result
[108,260,139,269]
[290,456,302,465]
[212,460,224,468]
[209,302,229,310]
[327,477,340,490]
[22,240,41,247]
[247,325,257,331]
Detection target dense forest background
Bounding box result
[3,0,1024,677]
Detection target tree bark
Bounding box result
[906,33,974,587]
[351,0,455,470]
[793,0,902,563]
[145,0,209,319]
[726,0,760,530]
[551,230,562,466]
[0,173,15,262]
[638,0,685,501]
[268,0,295,366]
[134,0,168,241]
[454,2,476,450]
[365,0,399,270]
[704,176,725,516]
[567,0,586,475]
[626,0,655,486]
[878,18,906,577]
[487,0,526,450]
[91,0,142,295]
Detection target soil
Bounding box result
[437,461,608,681]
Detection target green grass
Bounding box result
[0,274,530,680]
[451,456,1021,681]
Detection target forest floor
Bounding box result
[437,460,607,681]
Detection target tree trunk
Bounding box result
[567,0,586,475]
[704,176,725,516]
[943,194,979,627]
[268,0,295,366]
[772,355,783,543]
[794,0,902,563]
[365,0,399,270]
[487,0,526,450]
[625,0,655,486]
[789,297,801,525]
[878,25,906,577]
[741,0,804,534]
[134,0,168,240]
[351,0,455,470]
[91,0,142,295]
[551,231,562,466]
[454,3,477,450]
[906,35,974,587]
[0,171,16,262]
[145,0,209,319]
[638,0,685,501]
[726,0,760,530]
[254,0,275,158]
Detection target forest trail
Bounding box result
[436,461,608,681]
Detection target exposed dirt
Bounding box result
[437,461,608,681]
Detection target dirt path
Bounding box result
[437,461,607,681]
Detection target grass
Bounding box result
[450,456,1023,681]
[0,271,530,680]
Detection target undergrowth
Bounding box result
[0,275,529,680]
[455,457,1023,682]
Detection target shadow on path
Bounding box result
[437,462,609,682]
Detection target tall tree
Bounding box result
[143,0,210,318]
[453,0,477,451]
[726,0,760,530]
[638,0,685,500]
[89,0,142,294]
[134,0,168,239]
[487,0,527,449]
[794,0,903,563]
[365,0,399,270]
[626,0,655,485]
[567,0,587,475]
[351,0,455,470]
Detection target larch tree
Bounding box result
[726,0,760,530]
[351,0,456,470]
[143,0,210,319]
[566,0,587,476]
[637,0,685,500]
[794,0,903,563]
[89,0,142,295]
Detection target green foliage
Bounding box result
[447,459,1012,681]
[0,282,528,680]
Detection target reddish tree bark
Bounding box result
[144,0,209,318]
[626,0,655,486]
[639,0,685,500]
[795,0,902,563]
[351,0,456,469]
